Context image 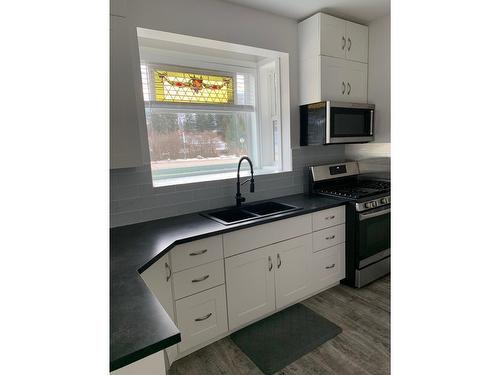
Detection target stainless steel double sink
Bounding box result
[201,201,302,225]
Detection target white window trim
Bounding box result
[136,28,292,187]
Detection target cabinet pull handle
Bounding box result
[189,249,208,256]
[326,264,336,269]
[342,36,346,50]
[347,82,351,95]
[268,256,273,271]
[325,235,336,240]
[277,253,282,269]
[341,82,345,94]
[192,274,209,283]
[347,37,352,51]
[326,215,335,220]
[165,262,172,282]
[195,313,212,322]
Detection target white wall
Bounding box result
[368,14,390,143]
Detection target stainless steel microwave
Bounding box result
[300,101,375,145]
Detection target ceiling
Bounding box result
[221,0,390,24]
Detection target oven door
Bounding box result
[357,206,390,267]
[330,105,374,143]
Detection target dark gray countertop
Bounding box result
[110,193,347,371]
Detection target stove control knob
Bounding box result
[380,197,389,205]
[364,201,377,209]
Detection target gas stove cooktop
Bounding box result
[309,161,390,212]
[317,180,390,199]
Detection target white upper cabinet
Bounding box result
[110,15,145,169]
[299,13,369,105]
[345,21,369,64]
[299,13,368,64]
[319,14,347,59]
[301,55,367,104]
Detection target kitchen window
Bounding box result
[137,29,291,187]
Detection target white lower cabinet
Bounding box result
[141,208,347,365]
[175,285,228,352]
[226,234,314,329]
[274,234,313,309]
[225,246,276,330]
[140,254,178,363]
[311,243,346,292]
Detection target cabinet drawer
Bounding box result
[175,285,228,353]
[311,243,345,292]
[312,206,345,231]
[223,214,312,257]
[172,260,225,300]
[170,235,223,272]
[312,224,345,252]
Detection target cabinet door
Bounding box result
[320,14,346,59]
[225,246,276,330]
[344,61,368,103]
[274,234,313,309]
[320,56,347,101]
[140,255,178,363]
[110,15,144,169]
[345,21,369,63]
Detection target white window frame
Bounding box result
[136,28,292,187]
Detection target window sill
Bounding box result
[152,166,287,188]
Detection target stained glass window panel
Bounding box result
[154,70,234,104]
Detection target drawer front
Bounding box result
[223,214,312,257]
[312,224,345,252]
[175,285,228,352]
[311,243,345,292]
[170,235,223,272]
[312,206,345,231]
[172,260,225,300]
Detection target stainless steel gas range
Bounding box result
[309,161,390,288]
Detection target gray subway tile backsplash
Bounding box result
[110,145,347,227]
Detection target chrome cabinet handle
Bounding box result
[325,235,336,240]
[165,262,172,282]
[194,313,212,322]
[342,36,346,50]
[341,82,345,94]
[326,215,336,220]
[347,82,351,95]
[325,264,336,269]
[268,256,273,271]
[189,249,208,256]
[277,253,282,269]
[347,37,351,51]
[192,275,209,283]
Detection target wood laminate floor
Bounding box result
[169,275,390,375]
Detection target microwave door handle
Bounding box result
[370,110,374,135]
[325,101,331,143]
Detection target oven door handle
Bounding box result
[359,207,390,221]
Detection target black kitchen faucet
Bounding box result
[235,156,255,207]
